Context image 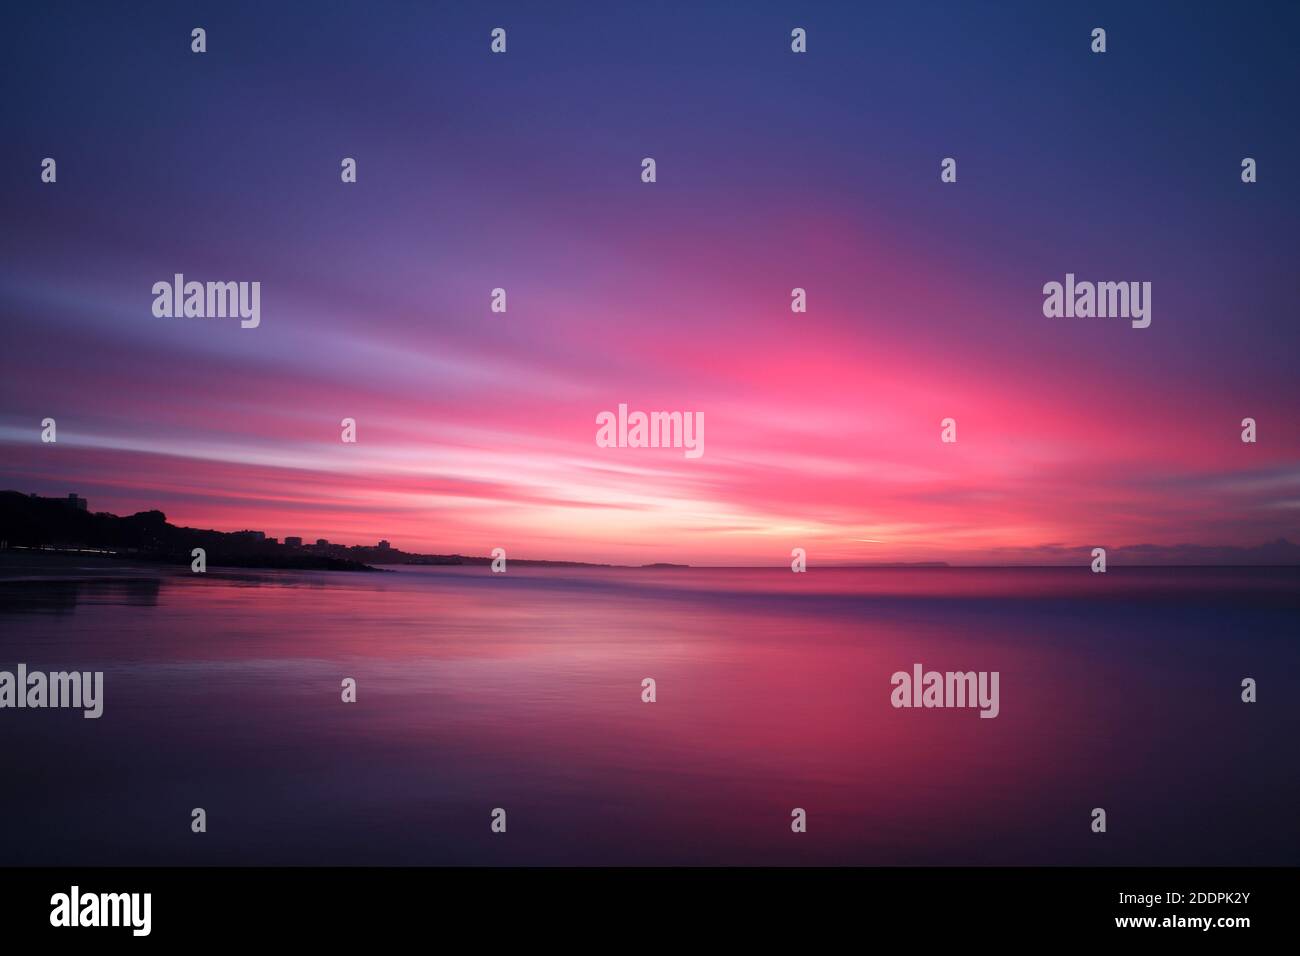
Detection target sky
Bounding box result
[1,1,1298,565]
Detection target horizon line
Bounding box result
[6,490,1298,569]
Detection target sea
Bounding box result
[1,561,1296,865]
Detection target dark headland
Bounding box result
[0,491,664,573]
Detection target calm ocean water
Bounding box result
[1,563,1297,865]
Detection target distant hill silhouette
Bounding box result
[0,491,375,571]
[0,491,630,571]
[1108,539,1300,565]
[988,538,1300,566]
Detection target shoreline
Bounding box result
[0,549,382,579]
